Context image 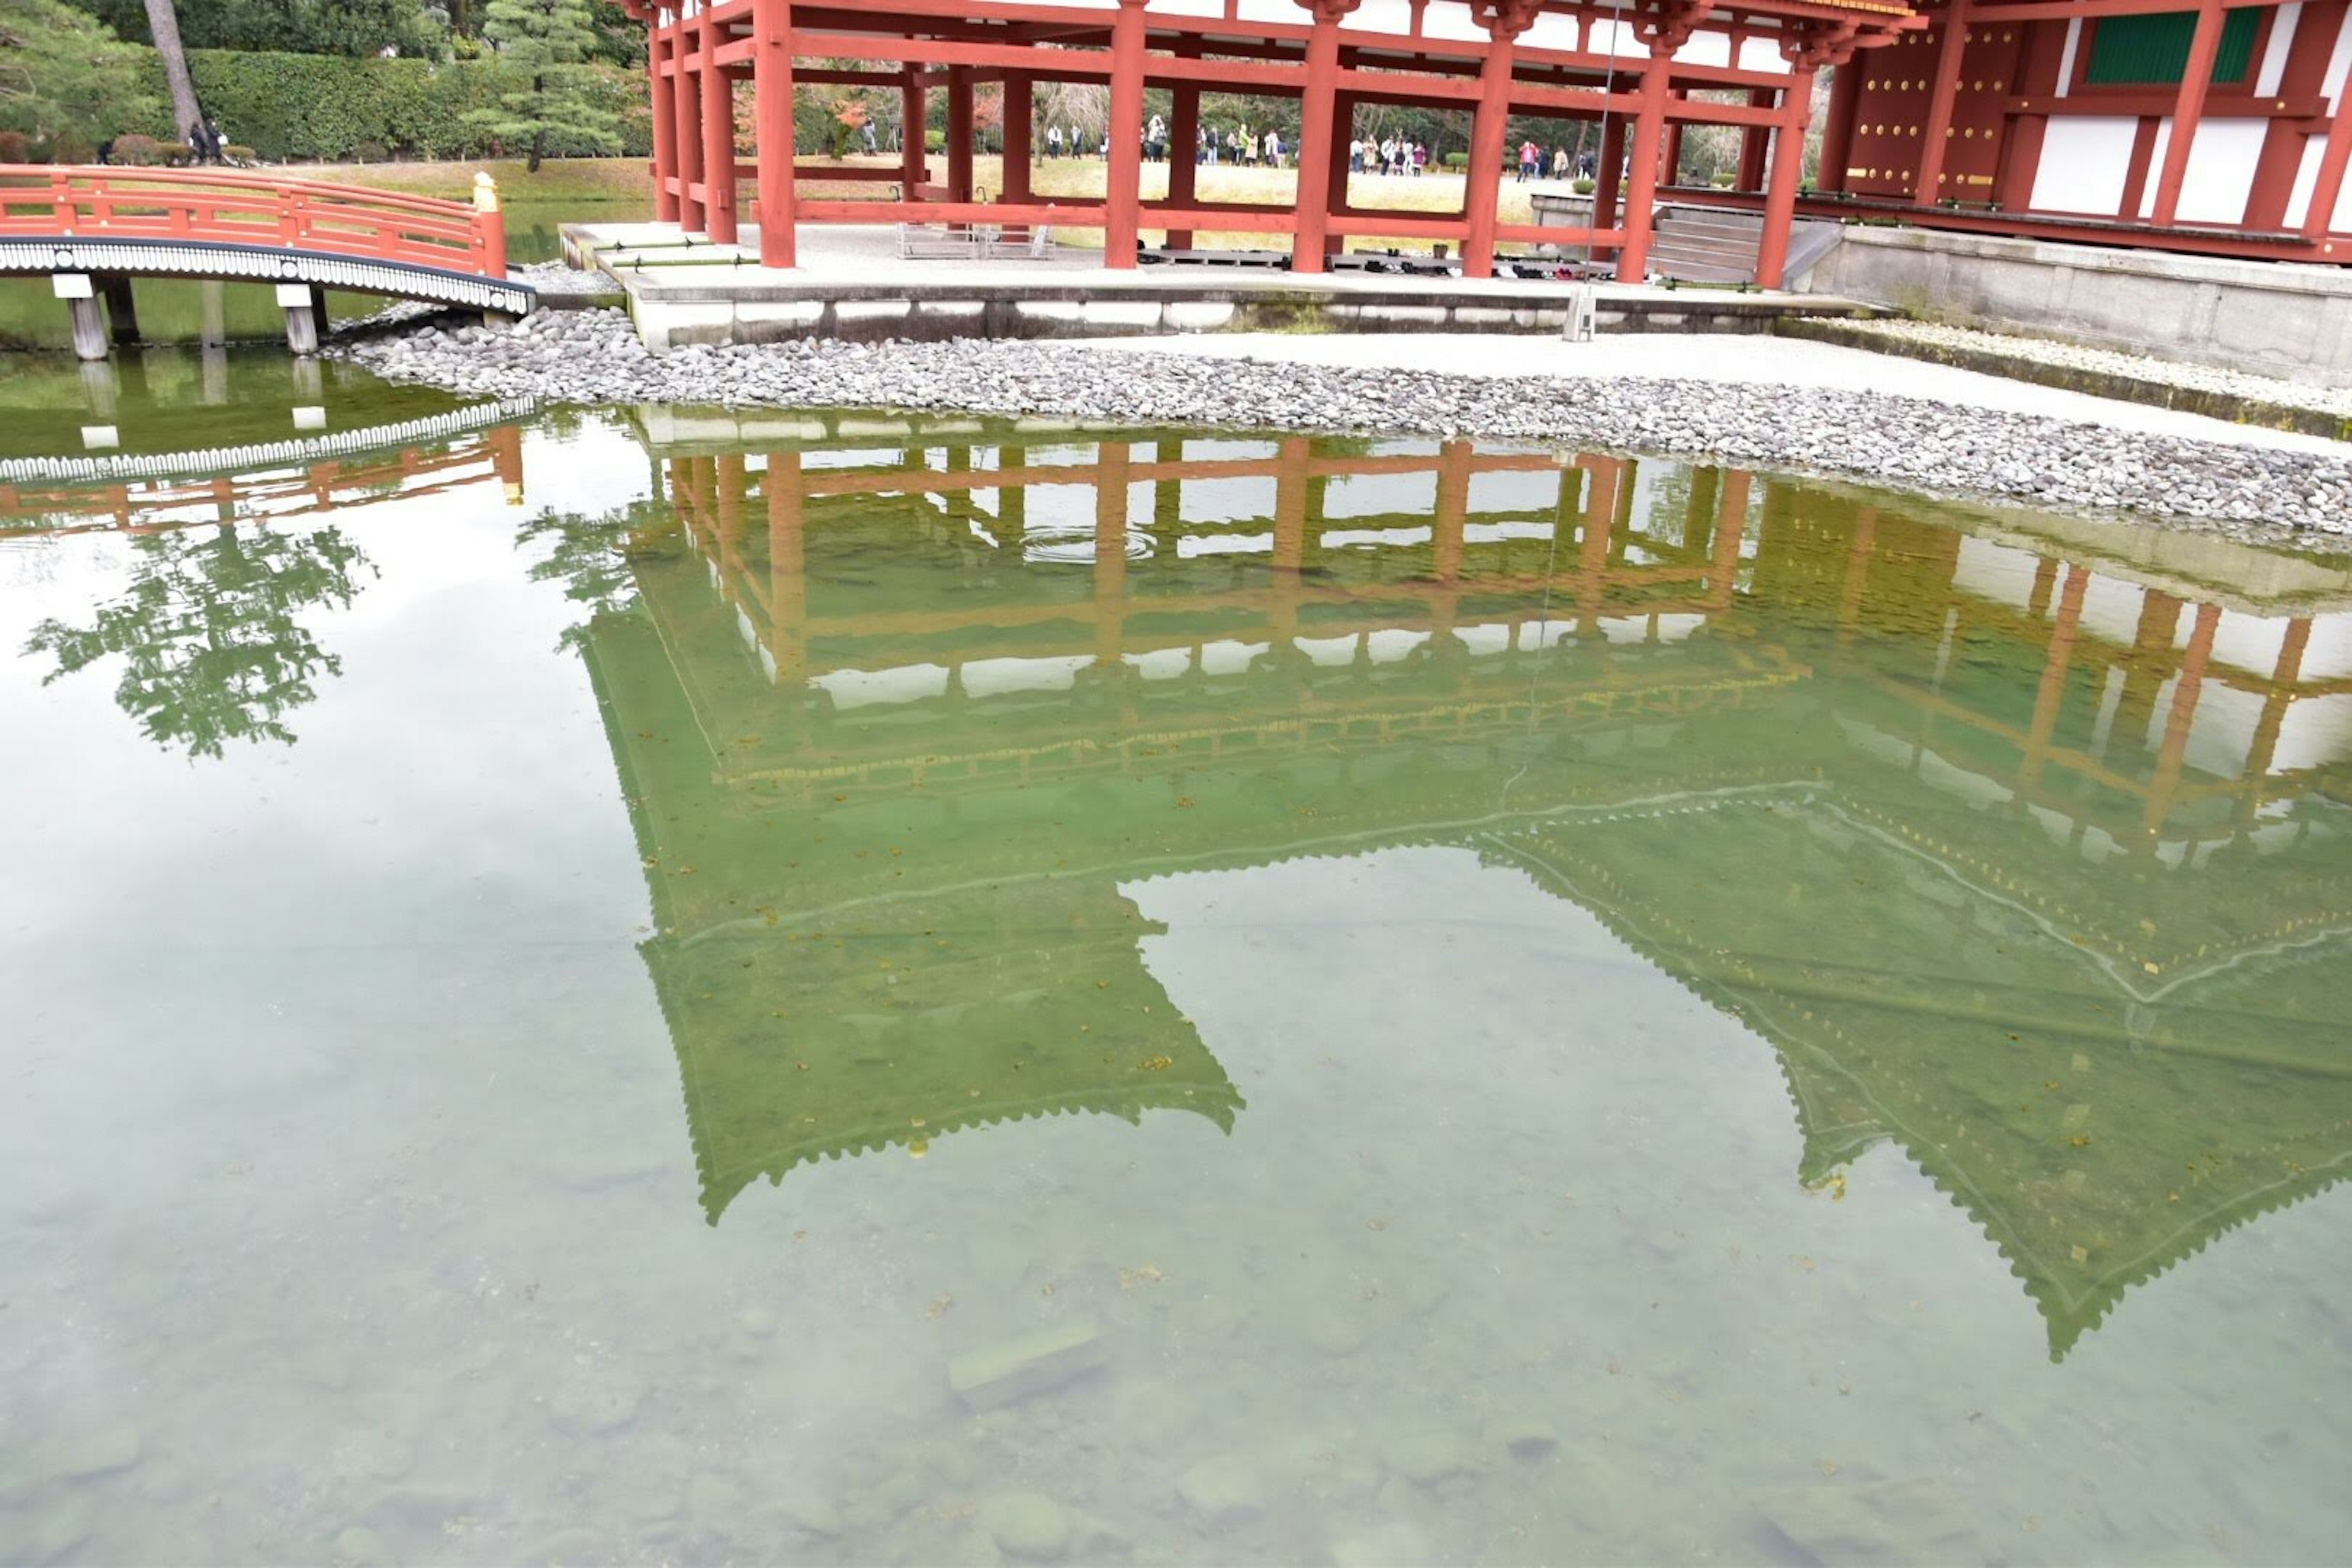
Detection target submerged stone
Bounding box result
[1177,1452,1268,1526]
[948,1319,1105,1411]
[980,1491,1071,1559]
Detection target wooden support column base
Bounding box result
[55,275,107,362]
[276,282,321,356]
[97,274,140,347]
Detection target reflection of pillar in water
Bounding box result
[998,443,1027,551]
[200,344,228,405]
[2238,617,2312,830]
[78,360,120,421]
[2020,564,2088,789]
[2107,590,2182,763]
[199,281,228,350]
[1430,440,1471,639]
[1575,456,1619,630]
[1270,435,1311,651]
[1095,440,1130,663]
[290,355,323,402]
[1710,469,1751,608]
[489,424,524,505]
[2143,600,2221,837]
[1153,437,1182,532]
[1833,501,1877,646]
[766,451,807,688]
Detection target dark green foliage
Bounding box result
[466,0,618,172]
[0,0,164,142]
[179,48,650,160]
[69,0,448,59]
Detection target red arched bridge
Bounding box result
[1,165,533,356]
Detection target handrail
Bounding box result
[0,165,508,280]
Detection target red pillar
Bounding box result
[675,24,706,233]
[1166,81,1200,247]
[1737,88,1771,190]
[650,28,680,222]
[1816,58,1863,195]
[1662,101,1686,189]
[699,20,738,243]
[1105,0,1148,267]
[753,0,796,266]
[1594,113,1627,241]
[1616,48,1675,282]
[2303,92,2352,238]
[1291,1,1359,274]
[947,66,976,206]
[1755,67,1817,287]
[900,72,925,198]
[1462,8,1532,280]
[1913,1,1972,206]
[1004,73,1034,203]
[2149,0,2226,227]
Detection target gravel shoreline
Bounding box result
[329,305,2352,537]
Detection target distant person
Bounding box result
[1553,146,1570,179]
[1048,124,1062,158]
[1147,114,1166,162]
[1413,141,1428,176]
[1348,137,1363,174]
[1264,127,1282,168]
[1518,138,1539,182]
[187,119,213,164]
[1197,125,1210,165]
[863,120,879,156]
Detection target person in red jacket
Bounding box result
[1517,138,1540,183]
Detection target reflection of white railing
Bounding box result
[0,399,535,486]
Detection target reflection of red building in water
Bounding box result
[622,0,2352,285]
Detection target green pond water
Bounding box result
[6,360,2352,1565]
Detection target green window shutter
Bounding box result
[2083,8,2260,86]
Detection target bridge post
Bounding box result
[54,275,107,362]
[277,282,321,356]
[97,276,141,347]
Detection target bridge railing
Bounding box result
[0,165,508,279]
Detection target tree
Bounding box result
[517,496,680,651]
[25,524,374,761]
[466,0,619,172]
[0,0,162,143]
[142,0,200,141]
[67,0,447,59]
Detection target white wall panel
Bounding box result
[2174,118,2265,225]
[2031,116,2137,214]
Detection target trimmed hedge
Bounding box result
[179,51,653,163]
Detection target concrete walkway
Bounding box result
[1074,331,2352,458]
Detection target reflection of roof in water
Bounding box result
[571,432,2352,1354]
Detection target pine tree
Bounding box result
[466,0,619,173]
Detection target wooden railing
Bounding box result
[0,165,508,279]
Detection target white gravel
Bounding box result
[326,306,2352,536]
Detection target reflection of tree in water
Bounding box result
[26,524,374,760]
[518,497,682,650]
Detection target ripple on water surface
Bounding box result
[4,384,2352,1564]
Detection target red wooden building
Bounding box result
[622,0,1926,287]
[1807,0,2352,260]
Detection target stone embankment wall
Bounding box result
[1800,228,2352,390]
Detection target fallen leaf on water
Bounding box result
[926,1295,953,1319]
[1138,1055,1174,1072]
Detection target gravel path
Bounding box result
[328,306,2352,536]
[1836,317,2352,419]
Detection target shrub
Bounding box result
[0,130,29,162]
[1441,151,1468,172]
[924,129,946,153]
[352,140,391,163]
[176,50,652,163]
[1570,175,1594,194]
[161,141,196,165]
[111,132,166,165]
[52,135,97,164]
[222,144,257,164]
